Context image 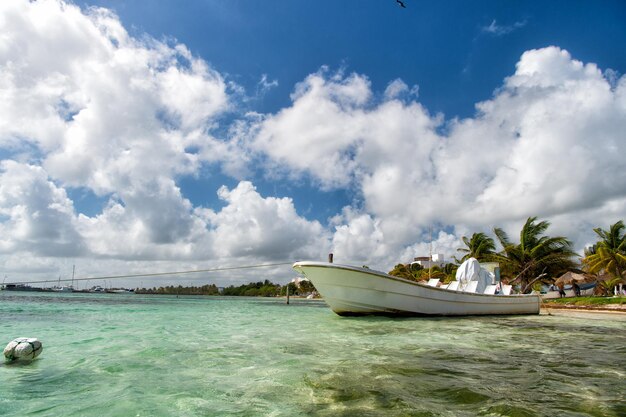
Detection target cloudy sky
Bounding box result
[1,0,625,288]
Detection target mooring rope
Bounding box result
[539,294,552,316]
[3,262,294,286]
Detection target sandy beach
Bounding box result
[541,305,626,315]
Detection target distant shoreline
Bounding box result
[3,288,623,313]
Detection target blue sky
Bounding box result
[77,0,626,220]
[85,0,625,117]
[1,0,625,286]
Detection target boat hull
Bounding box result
[293,262,540,316]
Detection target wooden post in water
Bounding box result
[328,253,333,263]
[286,284,290,305]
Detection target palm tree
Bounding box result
[583,220,626,287]
[388,264,417,281]
[414,265,447,281]
[457,232,496,262]
[442,263,458,283]
[493,217,578,293]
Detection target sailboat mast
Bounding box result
[429,226,432,280]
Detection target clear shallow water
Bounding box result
[1,292,624,417]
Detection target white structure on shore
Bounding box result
[290,277,310,287]
[412,254,446,269]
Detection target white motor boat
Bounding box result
[292,261,540,316]
[52,285,74,292]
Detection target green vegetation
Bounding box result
[136,279,317,297]
[388,263,420,281]
[415,265,448,281]
[392,217,580,291]
[297,279,316,294]
[457,232,496,262]
[390,217,626,296]
[223,280,281,297]
[388,263,454,283]
[544,296,626,307]
[137,284,220,295]
[222,279,316,297]
[493,217,577,293]
[583,220,626,294]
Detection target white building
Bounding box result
[290,277,310,287]
[411,254,446,269]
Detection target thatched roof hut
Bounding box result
[554,271,596,286]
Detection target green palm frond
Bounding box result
[583,220,626,281]
[457,232,496,262]
[494,217,577,292]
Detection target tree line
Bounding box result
[135,279,317,297]
[389,217,626,294]
[136,284,220,295]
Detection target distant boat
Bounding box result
[52,265,76,293]
[108,289,131,294]
[292,261,540,316]
[52,286,74,292]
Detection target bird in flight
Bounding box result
[396,0,407,8]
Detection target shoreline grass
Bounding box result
[543,296,626,312]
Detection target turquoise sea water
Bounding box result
[0,292,625,417]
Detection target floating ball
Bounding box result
[3,338,43,361]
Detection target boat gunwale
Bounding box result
[293,261,539,300]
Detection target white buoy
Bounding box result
[3,338,43,361]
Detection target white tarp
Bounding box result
[455,258,495,293]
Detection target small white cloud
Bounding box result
[482,19,527,36]
[384,79,408,99]
[603,68,621,90]
[258,74,278,93]
[384,79,419,100]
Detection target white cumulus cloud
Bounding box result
[208,181,328,260]
[1,0,624,284]
[0,1,232,252]
[250,47,626,266]
[0,1,323,284]
[0,160,84,256]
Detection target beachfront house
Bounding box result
[412,254,446,269]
